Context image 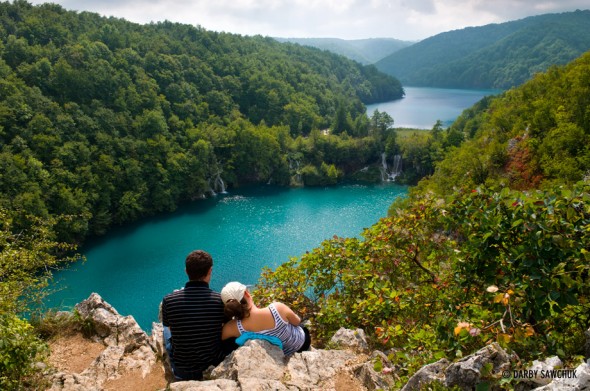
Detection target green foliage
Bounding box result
[0,208,79,315]
[424,50,590,194]
[0,207,79,388]
[256,182,590,385]
[300,162,342,186]
[0,1,403,243]
[376,10,590,89]
[0,314,48,391]
[442,184,590,357]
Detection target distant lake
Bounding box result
[45,184,407,330]
[367,86,501,129]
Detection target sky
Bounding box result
[28,0,590,41]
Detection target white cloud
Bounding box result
[28,0,589,40]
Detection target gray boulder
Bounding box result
[168,379,240,390]
[531,361,590,391]
[75,292,148,352]
[287,348,357,389]
[329,327,370,352]
[528,356,564,386]
[401,358,450,391]
[444,343,512,390]
[353,350,397,390]
[211,340,286,383]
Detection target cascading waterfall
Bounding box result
[214,174,227,194]
[380,152,402,181]
[392,154,402,178]
[208,168,227,195]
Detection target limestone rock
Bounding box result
[530,362,590,391]
[168,379,240,390]
[80,345,125,386]
[401,358,450,391]
[149,322,165,357]
[48,372,99,391]
[353,350,396,391]
[286,348,357,389]
[329,327,370,352]
[75,293,148,352]
[211,339,286,382]
[528,356,563,386]
[208,336,359,390]
[444,343,512,390]
[49,293,163,391]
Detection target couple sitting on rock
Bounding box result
[160,250,311,381]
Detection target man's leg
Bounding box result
[163,326,180,379]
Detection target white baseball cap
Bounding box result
[221,281,247,303]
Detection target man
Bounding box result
[161,250,232,381]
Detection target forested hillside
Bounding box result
[274,37,413,64]
[375,10,590,89]
[0,1,403,243]
[259,49,590,388]
[423,50,590,193]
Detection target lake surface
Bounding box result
[366,86,501,129]
[45,184,406,330]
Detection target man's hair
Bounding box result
[185,250,213,281]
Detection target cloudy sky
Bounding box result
[29,0,589,41]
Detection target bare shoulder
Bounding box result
[272,301,290,313]
[271,301,301,325]
[272,301,286,309]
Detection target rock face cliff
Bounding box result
[45,293,590,391]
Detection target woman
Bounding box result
[220,281,311,356]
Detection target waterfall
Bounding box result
[208,168,227,195]
[392,154,402,178]
[380,152,402,181]
[380,152,388,182]
[214,174,227,194]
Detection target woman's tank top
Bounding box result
[236,303,305,356]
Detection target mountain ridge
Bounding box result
[375,9,590,89]
[274,37,413,64]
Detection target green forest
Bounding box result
[0,1,403,240]
[1,1,590,389]
[376,10,590,89]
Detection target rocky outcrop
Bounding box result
[47,293,162,390]
[444,342,513,390]
[44,294,395,391]
[401,358,449,391]
[529,361,590,391]
[44,293,590,391]
[329,328,370,353]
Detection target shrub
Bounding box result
[0,314,48,390]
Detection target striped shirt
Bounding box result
[236,303,305,356]
[161,281,225,373]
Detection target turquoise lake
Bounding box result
[45,184,407,330]
[45,86,493,330]
[367,86,501,129]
